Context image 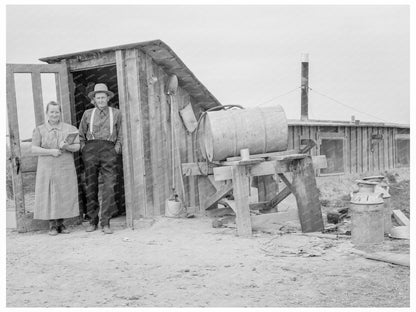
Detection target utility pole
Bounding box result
[301,53,309,120]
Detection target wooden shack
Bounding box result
[7,40,223,230]
[7,39,410,232]
[287,119,410,176]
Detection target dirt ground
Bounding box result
[6,169,411,308]
[6,217,410,308]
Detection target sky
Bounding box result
[4,4,411,139]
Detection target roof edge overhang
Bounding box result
[39,40,222,110]
[287,119,410,129]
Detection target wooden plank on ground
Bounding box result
[291,157,324,233]
[351,249,410,267]
[231,166,252,236]
[392,210,410,226]
[251,210,299,231]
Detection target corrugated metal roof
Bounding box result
[39,40,222,110]
[287,119,410,129]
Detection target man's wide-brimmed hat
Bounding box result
[88,83,115,100]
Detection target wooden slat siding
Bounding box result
[384,127,389,170]
[376,127,381,170]
[31,69,45,126]
[389,128,394,169]
[137,50,154,216]
[152,62,167,215]
[386,128,390,169]
[57,61,73,124]
[392,128,397,168]
[124,48,147,219]
[7,65,27,232]
[379,127,384,171]
[116,50,134,227]
[367,127,372,173]
[176,87,189,207]
[146,55,161,216]
[351,126,357,173]
[287,126,294,150]
[293,126,300,151]
[370,127,375,172]
[157,67,170,214]
[369,127,374,172]
[344,126,351,173]
[384,128,389,170]
[362,127,368,173]
[375,127,380,172]
[310,126,317,156]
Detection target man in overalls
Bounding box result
[79,83,122,234]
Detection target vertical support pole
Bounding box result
[231,165,252,236]
[301,53,309,121]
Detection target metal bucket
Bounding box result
[350,181,384,246]
[165,198,184,218]
[199,106,288,161]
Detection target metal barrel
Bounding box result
[199,106,288,161]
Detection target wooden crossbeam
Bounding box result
[202,183,233,210]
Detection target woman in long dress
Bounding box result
[31,101,80,235]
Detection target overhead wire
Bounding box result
[308,87,388,123]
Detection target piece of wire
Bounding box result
[309,87,388,123]
[257,86,301,107]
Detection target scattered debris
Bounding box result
[392,210,410,226]
[351,249,410,267]
[390,226,410,240]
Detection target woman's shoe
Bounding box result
[48,227,58,236]
[58,224,70,234]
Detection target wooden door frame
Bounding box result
[6,63,71,232]
[317,136,347,176]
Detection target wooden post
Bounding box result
[291,156,324,232]
[231,165,252,236]
[301,53,309,121]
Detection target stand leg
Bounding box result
[232,165,252,236]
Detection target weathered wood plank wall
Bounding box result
[288,124,408,175]
[137,50,200,216]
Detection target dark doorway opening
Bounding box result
[320,138,345,175]
[71,65,126,221]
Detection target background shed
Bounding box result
[287,119,410,176]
